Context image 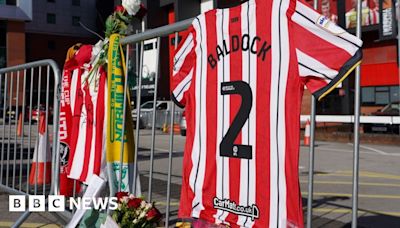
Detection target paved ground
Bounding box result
[0,128,399,227]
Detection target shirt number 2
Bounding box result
[220,81,253,159]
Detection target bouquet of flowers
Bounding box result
[112,192,162,228]
[84,0,146,83]
[105,0,147,38]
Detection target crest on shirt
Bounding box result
[59,142,70,167]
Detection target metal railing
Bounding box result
[0,59,61,227]
[300,115,400,124]
[120,21,192,227]
[306,0,364,227]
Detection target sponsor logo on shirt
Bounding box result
[213,197,260,221]
[317,16,330,28]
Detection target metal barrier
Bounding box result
[300,115,400,124]
[0,60,61,227]
[117,21,192,227]
[306,0,363,227]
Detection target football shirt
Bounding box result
[171,0,362,227]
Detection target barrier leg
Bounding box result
[352,0,362,226]
[12,211,31,228]
[165,31,179,228]
[148,37,161,202]
[133,40,145,196]
[307,1,318,227]
[306,97,316,228]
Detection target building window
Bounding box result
[390,86,399,103]
[144,43,154,51]
[375,86,390,105]
[72,0,80,6]
[48,41,56,50]
[361,87,375,103]
[0,27,5,68]
[47,13,56,24]
[72,16,80,26]
[362,86,400,105]
[0,47,5,68]
[5,0,16,5]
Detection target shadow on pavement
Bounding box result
[137,147,183,161]
[302,196,400,228]
[342,214,400,228]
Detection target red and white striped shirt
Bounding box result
[65,45,107,184]
[171,0,362,227]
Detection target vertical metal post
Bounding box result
[306,97,316,228]
[398,0,400,67]
[43,65,50,194]
[313,0,318,10]
[118,44,130,192]
[397,0,400,129]
[51,63,61,196]
[352,0,362,225]
[19,69,27,192]
[306,1,318,227]
[148,37,161,202]
[6,72,14,187]
[12,71,20,189]
[26,69,34,194]
[0,73,3,185]
[34,66,42,195]
[165,31,179,228]
[11,211,31,228]
[133,41,145,196]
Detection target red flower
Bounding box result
[114,5,126,13]
[115,192,129,202]
[146,207,161,221]
[127,198,142,208]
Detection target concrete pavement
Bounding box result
[0,129,398,227]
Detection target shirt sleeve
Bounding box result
[171,25,196,108]
[291,0,363,101]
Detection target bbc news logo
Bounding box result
[9,195,118,212]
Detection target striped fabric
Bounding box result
[65,45,107,184]
[171,0,362,227]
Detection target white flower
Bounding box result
[122,0,141,16]
[145,203,152,210]
[140,201,146,208]
[129,194,135,199]
[133,219,138,224]
[139,211,147,219]
[91,40,104,62]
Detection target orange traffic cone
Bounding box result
[173,124,180,134]
[17,113,23,137]
[29,114,51,185]
[304,119,311,146]
[167,124,181,134]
